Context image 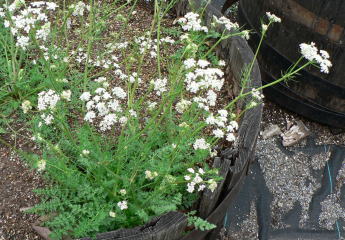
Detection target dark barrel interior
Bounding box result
[238,0,345,128]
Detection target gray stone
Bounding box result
[281,120,311,147]
[262,124,282,139]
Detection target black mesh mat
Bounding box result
[223,136,345,240]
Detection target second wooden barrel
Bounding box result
[238,0,345,128]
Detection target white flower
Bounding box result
[46,2,58,10]
[193,174,203,184]
[187,182,195,193]
[198,184,206,191]
[38,90,60,111]
[61,90,71,101]
[184,58,196,69]
[129,109,137,117]
[193,138,210,150]
[213,129,224,138]
[119,189,127,195]
[218,109,228,118]
[102,92,112,100]
[210,150,218,157]
[266,12,281,23]
[16,36,30,50]
[227,121,239,132]
[109,211,116,218]
[179,122,189,128]
[84,111,96,122]
[184,175,191,181]
[21,100,32,113]
[175,99,192,114]
[187,168,195,173]
[261,24,268,32]
[208,179,217,192]
[197,59,210,68]
[206,114,217,125]
[178,12,208,33]
[251,88,264,101]
[94,77,107,83]
[172,144,177,149]
[96,102,109,116]
[82,149,90,156]
[99,114,117,131]
[145,170,158,180]
[218,60,226,66]
[40,113,54,125]
[71,1,87,16]
[213,16,239,31]
[206,90,217,106]
[95,88,106,95]
[4,20,10,28]
[80,92,91,101]
[117,201,128,210]
[148,101,157,110]
[299,42,332,73]
[36,22,51,41]
[242,30,250,40]
[119,116,128,125]
[226,133,236,142]
[320,50,330,59]
[8,0,25,12]
[151,78,168,96]
[37,159,46,172]
[112,87,127,99]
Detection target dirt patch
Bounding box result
[0,145,44,240]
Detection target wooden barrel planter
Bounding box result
[238,0,345,129]
[33,1,262,239]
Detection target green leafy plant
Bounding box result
[0,0,332,239]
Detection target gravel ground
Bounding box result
[221,100,345,240]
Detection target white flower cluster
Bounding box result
[119,189,127,196]
[299,42,332,74]
[109,211,116,218]
[266,12,281,23]
[128,72,141,84]
[37,89,71,126]
[251,88,264,101]
[175,99,192,114]
[145,170,158,180]
[70,1,90,16]
[184,168,217,193]
[183,59,224,111]
[134,34,175,58]
[1,1,58,50]
[212,16,239,31]
[193,138,210,150]
[38,89,60,111]
[205,110,238,142]
[177,12,208,33]
[117,200,128,210]
[80,84,128,131]
[21,100,32,113]
[151,78,167,96]
[37,159,46,172]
